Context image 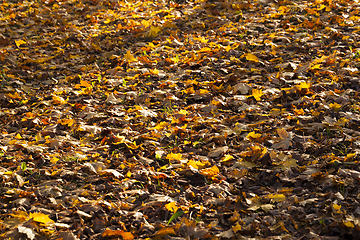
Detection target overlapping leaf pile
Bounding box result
[1,0,360,238]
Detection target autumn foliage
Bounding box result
[1,0,360,238]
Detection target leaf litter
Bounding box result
[1,0,360,239]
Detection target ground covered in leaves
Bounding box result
[2,0,360,239]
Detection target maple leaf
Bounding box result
[29,212,54,225]
[148,25,161,38]
[2,0,360,238]
[166,153,183,163]
[15,39,26,48]
[124,50,137,62]
[199,165,219,177]
[246,131,262,140]
[165,202,178,213]
[251,89,263,101]
[245,53,259,62]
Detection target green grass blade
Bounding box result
[167,210,184,225]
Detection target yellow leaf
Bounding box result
[151,121,168,130]
[148,25,161,38]
[344,221,355,228]
[337,117,348,126]
[52,95,67,105]
[141,19,151,28]
[166,153,182,162]
[165,202,178,213]
[268,194,286,202]
[15,39,26,48]
[150,68,159,75]
[198,47,212,53]
[295,82,311,90]
[221,154,234,162]
[247,131,262,140]
[50,157,59,164]
[333,203,341,210]
[198,89,210,95]
[124,50,137,62]
[15,133,22,139]
[251,89,263,101]
[29,212,54,224]
[3,171,13,176]
[178,109,188,115]
[104,18,112,24]
[232,222,242,232]
[245,53,259,62]
[187,160,207,170]
[194,36,208,43]
[310,64,321,70]
[183,87,195,94]
[329,102,341,112]
[345,152,356,161]
[125,141,139,150]
[35,133,42,142]
[199,165,219,177]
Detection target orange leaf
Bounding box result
[199,165,219,177]
[102,229,134,240]
[7,92,22,100]
[155,227,176,236]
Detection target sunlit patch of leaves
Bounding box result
[1,0,360,238]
